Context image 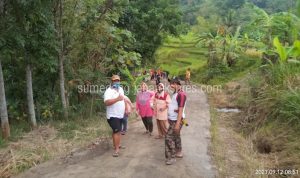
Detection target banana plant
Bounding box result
[223,26,242,67]
[273,37,300,63]
[273,37,288,62]
[120,67,145,101]
[195,32,224,67]
[251,5,300,47]
[290,40,300,58]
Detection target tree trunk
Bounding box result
[26,63,37,128]
[0,0,4,15]
[0,59,10,139]
[58,0,68,119]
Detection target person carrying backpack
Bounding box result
[153,83,171,139]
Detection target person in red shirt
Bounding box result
[136,82,155,136]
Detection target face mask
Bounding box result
[112,82,120,89]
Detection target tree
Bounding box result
[10,0,57,127]
[179,0,204,25]
[0,0,10,138]
[118,0,184,62]
[25,61,36,127]
[213,0,246,16]
[211,0,246,35]
[196,32,222,67]
[54,0,68,118]
[250,5,300,47]
[249,0,296,13]
[0,59,10,138]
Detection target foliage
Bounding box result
[179,0,204,25]
[196,27,242,67]
[249,0,296,13]
[264,37,300,64]
[249,5,300,46]
[155,33,207,78]
[120,67,144,101]
[118,0,185,62]
[0,0,184,131]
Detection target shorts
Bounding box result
[107,117,122,133]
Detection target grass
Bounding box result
[194,54,261,85]
[156,32,261,85]
[240,62,300,172]
[209,107,226,176]
[209,106,266,178]
[0,115,111,177]
[212,61,300,177]
[0,120,31,148]
[55,116,111,141]
[155,32,207,77]
[160,30,300,177]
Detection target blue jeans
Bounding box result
[121,114,128,132]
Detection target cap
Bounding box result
[170,77,181,85]
[111,75,120,81]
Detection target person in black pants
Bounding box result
[136,82,155,136]
[156,74,161,86]
[141,116,153,134]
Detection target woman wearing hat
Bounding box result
[153,83,171,139]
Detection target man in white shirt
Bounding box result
[104,75,125,157]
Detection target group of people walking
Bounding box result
[104,74,187,165]
[149,68,169,85]
[136,82,170,139]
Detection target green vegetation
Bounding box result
[0,0,184,139]
[155,0,300,176]
[0,1,184,175]
[0,116,111,177]
[1,0,300,177]
[156,33,207,77]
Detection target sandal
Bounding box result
[175,153,183,158]
[119,145,126,149]
[112,152,119,157]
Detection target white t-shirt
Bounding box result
[104,87,125,119]
[168,92,186,121]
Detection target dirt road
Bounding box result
[16,84,216,178]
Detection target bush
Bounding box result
[203,64,232,82]
[249,62,300,127]
[276,90,300,125]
